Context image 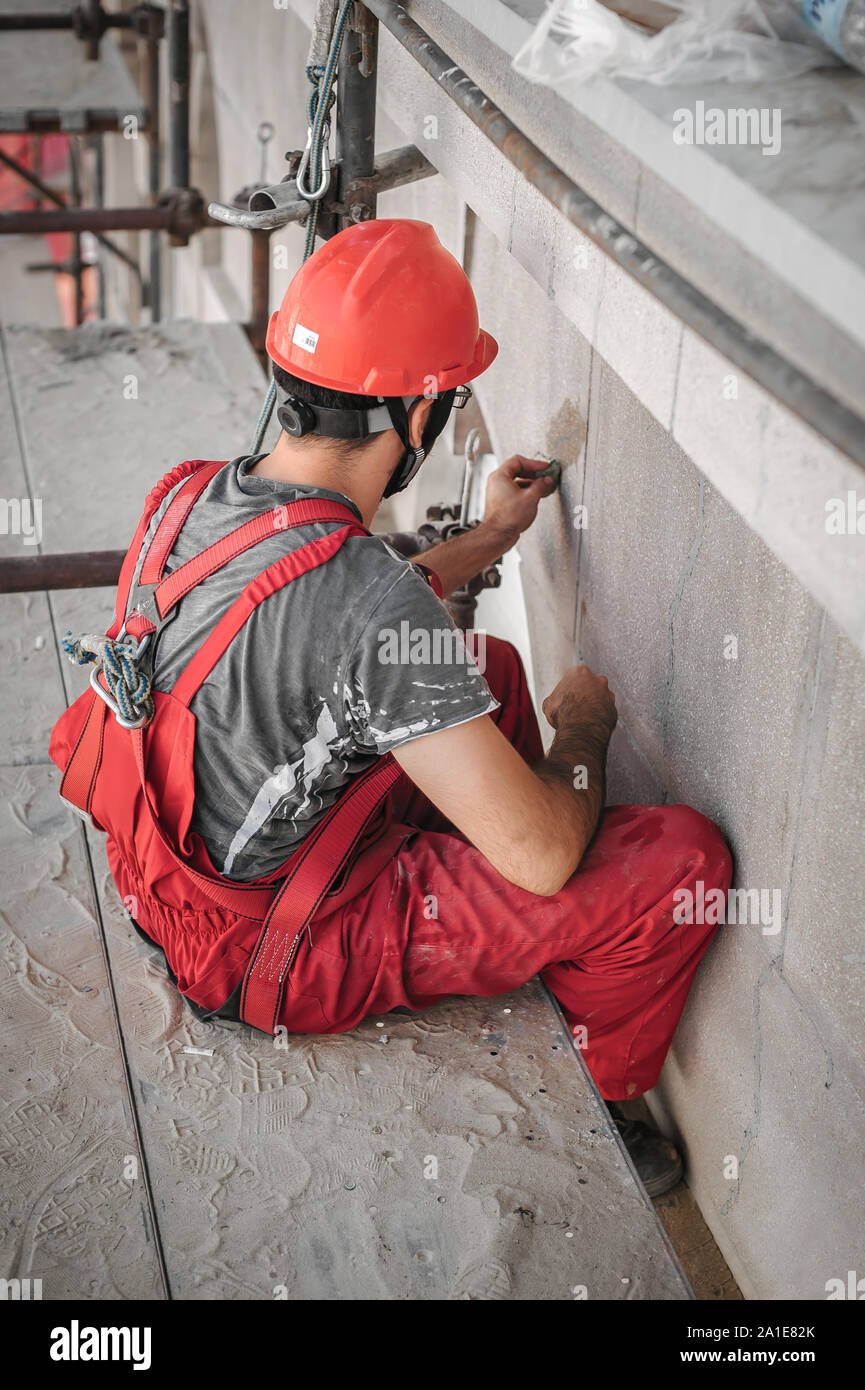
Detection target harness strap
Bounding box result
[109,460,224,640]
[171,524,362,706]
[138,461,227,587]
[59,681,108,819]
[125,498,363,641]
[152,500,362,624]
[239,753,404,1034]
[131,727,275,917]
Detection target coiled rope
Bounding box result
[62,632,154,727]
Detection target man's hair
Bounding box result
[272,364,383,457]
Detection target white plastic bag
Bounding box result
[512,0,837,87]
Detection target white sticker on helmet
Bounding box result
[292,323,319,354]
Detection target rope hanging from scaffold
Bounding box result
[249,0,355,455]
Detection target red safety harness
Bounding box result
[49,460,421,1033]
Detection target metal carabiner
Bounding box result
[459,428,482,528]
[295,123,331,201]
[88,626,152,731]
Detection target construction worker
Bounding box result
[53,219,731,1197]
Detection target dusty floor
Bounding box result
[0,318,733,1299]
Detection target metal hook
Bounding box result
[459,428,482,528]
[256,121,275,185]
[295,124,331,201]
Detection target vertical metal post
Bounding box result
[69,137,84,325]
[89,132,106,318]
[145,33,161,321]
[167,0,190,189]
[336,3,378,230]
[29,134,41,209]
[84,0,102,61]
[248,229,271,358]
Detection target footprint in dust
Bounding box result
[452,1257,512,1301]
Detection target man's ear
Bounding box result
[407,396,434,450]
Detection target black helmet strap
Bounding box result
[276,394,394,440]
[273,376,457,499]
[382,390,457,498]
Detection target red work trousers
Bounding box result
[280,637,732,1100]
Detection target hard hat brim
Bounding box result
[267,313,498,397]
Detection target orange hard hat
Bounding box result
[266,218,498,396]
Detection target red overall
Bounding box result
[50,460,732,1101]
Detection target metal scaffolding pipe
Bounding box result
[0,7,137,33]
[206,197,305,231]
[167,0,190,190]
[210,145,435,231]
[364,0,865,472]
[337,3,378,229]
[248,229,272,356]
[89,132,107,315]
[69,137,84,325]
[144,33,162,321]
[0,11,82,29]
[0,205,178,234]
[0,110,149,134]
[0,147,143,280]
[0,550,125,594]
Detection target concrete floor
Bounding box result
[0,318,708,1299]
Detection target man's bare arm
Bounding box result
[393,666,617,896]
[415,455,554,597]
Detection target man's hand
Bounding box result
[416,456,556,598]
[482,456,556,549]
[542,664,618,740]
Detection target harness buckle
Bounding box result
[125,581,180,646]
[127,582,163,631]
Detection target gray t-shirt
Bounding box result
[146,457,498,880]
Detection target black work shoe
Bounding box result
[607,1103,683,1198]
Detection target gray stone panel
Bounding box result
[578,354,704,768]
[782,625,865,1081]
[464,217,591,701]
[656,927,861,1300]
